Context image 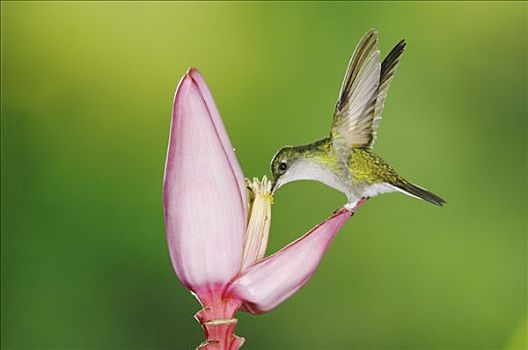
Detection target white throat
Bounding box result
[276,159,347,194]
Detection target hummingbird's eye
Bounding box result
[279,162,288,172]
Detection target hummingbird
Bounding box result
[270,29,445,210]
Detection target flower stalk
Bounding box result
[194,291,243,350]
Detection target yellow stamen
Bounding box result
[241,176,273,270]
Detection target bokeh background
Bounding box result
[1,2,526,349]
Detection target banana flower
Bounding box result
[163,68,365,349]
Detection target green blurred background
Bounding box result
[1,2,526,349]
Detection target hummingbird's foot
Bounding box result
[344,197,369,212]
[344,202,356,212]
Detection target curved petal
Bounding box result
[226,209,352,314]
[188,68,248,218]
[163,72,246,291]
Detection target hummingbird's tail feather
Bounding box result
[393,181,446,207]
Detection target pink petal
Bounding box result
[226,209,352,314]
[188,68,248,219]
[163,71,246,291]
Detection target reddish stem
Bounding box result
[194,290,244,349]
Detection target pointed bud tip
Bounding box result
[186,66,205,82]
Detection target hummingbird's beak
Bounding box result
[271,178,279,195]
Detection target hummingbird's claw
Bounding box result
[344,197,370,212]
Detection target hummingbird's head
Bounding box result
[270,146,303,194]
[271,138,338,195]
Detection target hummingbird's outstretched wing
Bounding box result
[331,29,406,151]
[373,39,406,145]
